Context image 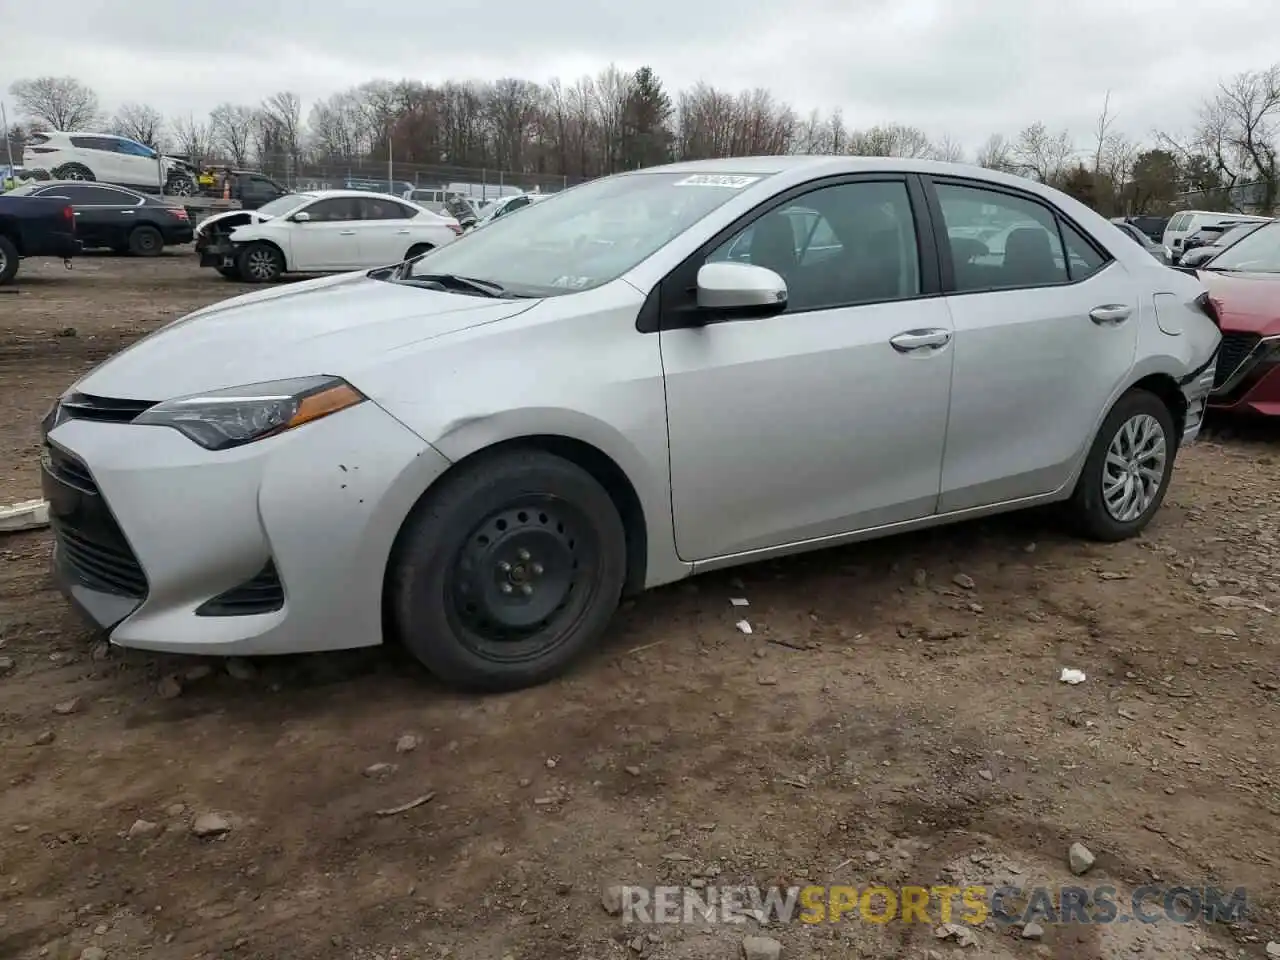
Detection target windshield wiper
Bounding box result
[397,273,513,297]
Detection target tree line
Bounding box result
[6,63,1280,215]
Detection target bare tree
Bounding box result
[111,103,166,149]
[847,123,934,158]
[975,133,1015,171]
[1093,90,1115,173]
[261,91,304,172]
[170,114,213,169]
[1012,122,1075,184]
[9,76,100,130]
[933,133,965,163]
[209,103,255,166]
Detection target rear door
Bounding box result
[924,176,1137,512]
[36,184,138,248]
[352,196,419,264]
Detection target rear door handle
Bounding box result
[395,229,410,235]
[338,230,356,236]
[890,328,952,353]
[1089,304,1132,325]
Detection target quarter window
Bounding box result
[707,180,922,311]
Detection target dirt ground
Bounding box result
[1,254,1279,960]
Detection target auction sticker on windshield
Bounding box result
[673,175,761,189]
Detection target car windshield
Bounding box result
[256,194,313,217]
[402,172,765,296]
[1206,221,1280,272]
[1215,224,1258,245]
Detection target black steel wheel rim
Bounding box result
[444,496,600,663]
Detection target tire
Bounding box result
[404,243,433,261]
[1066,389,1176,542]
[215,265,242,281]
[53,163,94,181]
[0,235,18,285]
[165,175,195,197]
[236,242,284,283]
[128,225,163,257]
[389,449,628,692]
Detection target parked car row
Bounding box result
[38,156,1223,694]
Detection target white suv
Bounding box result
[22,132,196,196]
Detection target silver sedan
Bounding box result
[41,156,1221,691]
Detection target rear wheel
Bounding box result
[237,242,284,283]
[128,225,163,257]
[53,163,94,181]
[1066,389,1175,541]
[389,449,627,691]
[0,235,18,285]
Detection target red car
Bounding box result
[1201,220,1280,416]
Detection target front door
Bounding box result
[659,176,955,562]
[925,178,1138,512]
[287,196,363,271]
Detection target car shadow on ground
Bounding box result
[92,504,1078,724]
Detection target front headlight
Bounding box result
[134,375,365,451]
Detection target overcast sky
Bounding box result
[1,0,1277,152]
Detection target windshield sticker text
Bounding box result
[550,275,593,289]
[673,175,761,189]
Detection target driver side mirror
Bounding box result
[291,211,311,223]
[696,262,787,318]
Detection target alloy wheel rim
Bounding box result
[247,250,275,279]
[1102,413,1167,522]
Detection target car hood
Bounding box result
[193,209,272,237]
[71,272,539,400]
[1198,270,1280,335]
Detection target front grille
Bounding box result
[43,445,149,600]
[59,393,157,424]
[55,525,148,597]
[196,561,285,617]
[1212,333,1261,389]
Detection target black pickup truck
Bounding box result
[0,194,81,284]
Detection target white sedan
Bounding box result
[194,189,463,282]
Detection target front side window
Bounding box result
[706,180,921,312]
[1205,221,1280,273]
[301,197,359,222]
[405,171,762,296]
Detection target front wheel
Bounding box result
[404,242,433,261]
[389,450,627,691]
[236,242,284,283]
[1066,389,1176,541]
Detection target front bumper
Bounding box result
[43,400,451,655]
[195,235,236,268]
[1208,332,1280,417]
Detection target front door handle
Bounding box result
[395,229,410,235]
[1089,304,1132,325]
[890,328,952,353]
[338,230,356,236]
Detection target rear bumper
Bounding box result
[164,225,194,245]
[1208,332,1280,416]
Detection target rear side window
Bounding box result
[1060,221,1107,281]
[27,133,50,147]
[69,136,110,151]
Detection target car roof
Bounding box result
[301,188,411,202]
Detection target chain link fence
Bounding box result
[251,157,590,199]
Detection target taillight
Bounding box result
[1194,291,1220,326]
[168,207,189,221]
[62,205,75,232]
